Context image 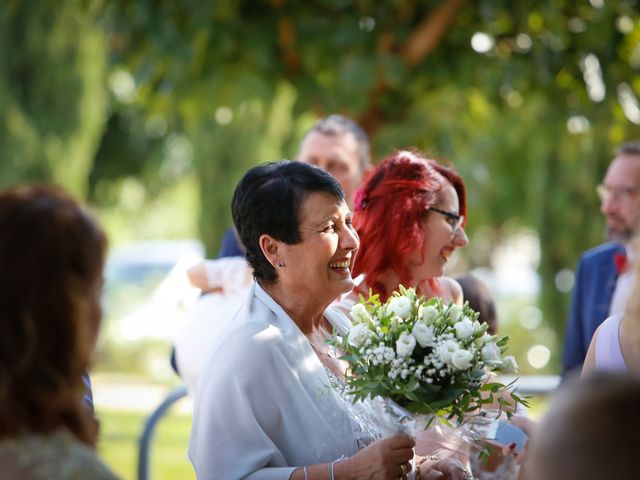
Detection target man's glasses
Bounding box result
[596,184,640,202]
[429,207,464,237]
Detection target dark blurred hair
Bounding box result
[352,150,466,301]
[455,274,497,334]
[528,371,640,480]
[232,161,343,284]
[304,114,372,171]
[615,139,640,156]
[0,185,107,445]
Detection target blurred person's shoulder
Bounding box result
[579,242,621,266]
[0,430,118,480]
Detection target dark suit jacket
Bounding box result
[218,227,244,258]
[562,242,624,377]
[83,371,94,412]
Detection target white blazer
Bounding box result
[189,282,358,479]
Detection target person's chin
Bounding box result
[606,226,632,244]
[329,270,355,293]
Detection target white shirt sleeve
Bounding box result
[189,323,298,479]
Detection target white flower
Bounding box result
[388,296,413,319]
[481,342,501,362]
[421,305,439,325]
[454,317,475,340]
[448,304,464,323]
[351,303,372,324]
[348,323,373,348]
[475,333,493,347]
[437,339,460,365]
[384,348,396,362]
[502,355,518,373]
[396,331,416,357]
[412,322,435,347]
[451,349,473,370]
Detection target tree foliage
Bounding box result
[101,0,640,348]
[3,0,640,367]
[0,0,108,197]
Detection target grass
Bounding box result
[97,409,195,480]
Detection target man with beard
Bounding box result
[562,141,640,377]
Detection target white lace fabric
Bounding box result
[323,365,382,450]
[0,429,118,480]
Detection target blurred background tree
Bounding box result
[2,0,640,372]
[0,0,108,197]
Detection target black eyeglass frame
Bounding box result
[428,207,465,236]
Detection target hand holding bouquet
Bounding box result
[331,286,526,428]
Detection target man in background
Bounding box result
[174,115,371,392]
[215,114,371,258]
[562,140,640,377]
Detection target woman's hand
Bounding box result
[339,434,415,479]
[419,457,473,480]
[500,415,538,480]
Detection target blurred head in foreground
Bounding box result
[526,370,640,480]
[0,185,107,445]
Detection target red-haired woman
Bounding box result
[0,186,117,479]
[328,150,470,475]
[349,149,468,304]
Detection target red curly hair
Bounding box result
[352,150,466,301]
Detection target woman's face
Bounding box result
[405,183,468,282]
[277,191,359,308]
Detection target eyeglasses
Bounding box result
[429,207,465,236]
[596,184,640,202]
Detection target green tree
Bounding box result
[0,0,108,197]
[104,1,640,352]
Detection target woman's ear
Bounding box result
[259,234,284,269]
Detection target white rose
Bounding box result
[437,339,460,365]
[412,322,435,348]
[481,342,501,362]
[502,355,519,373]
[475,333,493,347]
[348,323,372,348]
[448,304,463,323]
[350,303,372,324]
[388,296,413,319]
[454,317,475,340]
[421,305,439,325]
[396,331,417,357]
[451,349,473,370]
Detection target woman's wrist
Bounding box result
[335,457,352,480]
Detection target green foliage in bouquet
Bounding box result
[331,286,528,427]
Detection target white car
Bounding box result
[103,239,204,342]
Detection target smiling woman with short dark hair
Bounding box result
[189,160,421,480]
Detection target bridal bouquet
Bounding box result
[331,286,525,429]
